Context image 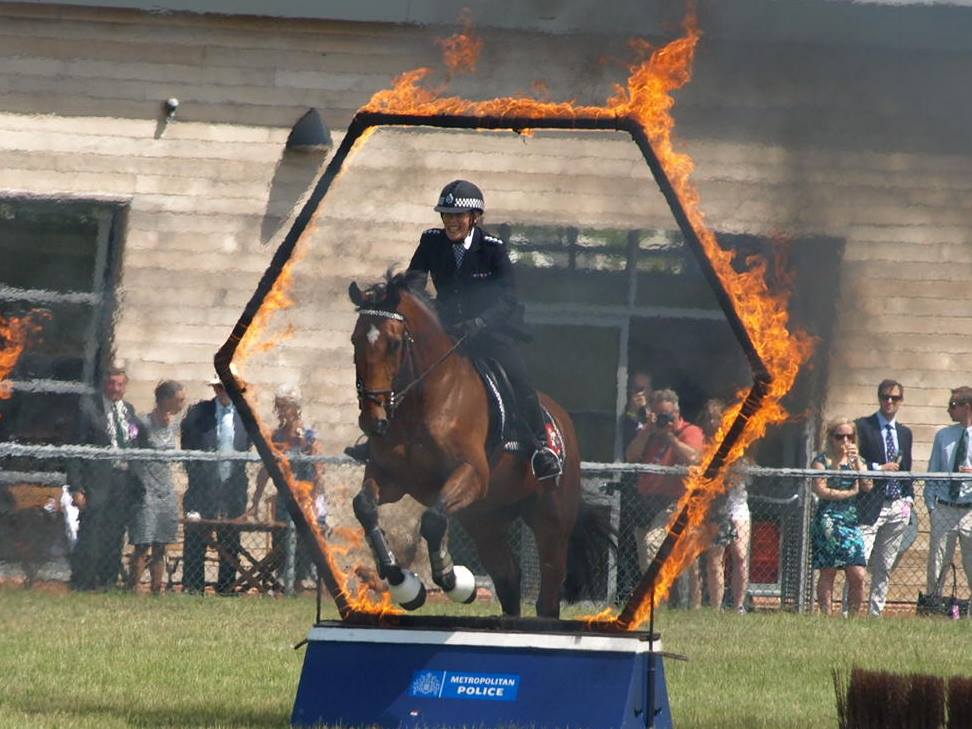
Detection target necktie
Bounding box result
[113,404,129,448]
[453,243,465,269]
[884,424,901,500]
[950,428,969,501]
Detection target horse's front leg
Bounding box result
[352,475,426,610]
[421,463,484,606]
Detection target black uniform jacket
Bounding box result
[407,226,529,343]
[854,412,914,526]
[67,396,146,499]
[180,398,252,517]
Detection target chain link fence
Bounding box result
[2,445,969,616]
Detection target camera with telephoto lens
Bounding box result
[655,411,676,428]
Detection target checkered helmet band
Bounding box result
[434,180,485,213]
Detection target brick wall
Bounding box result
[1,2,971,466]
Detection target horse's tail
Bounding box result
[563,502,618,603]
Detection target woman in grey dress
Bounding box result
[128,380,186,594]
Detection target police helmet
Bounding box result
[434,180,485,214]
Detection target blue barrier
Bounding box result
[292,622,674,728]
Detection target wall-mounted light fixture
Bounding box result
[285,108,332,152]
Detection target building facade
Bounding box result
[1,0,971,469]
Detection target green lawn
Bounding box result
[1,588,968,729]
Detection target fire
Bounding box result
[236,8,812,626]
[435,9,483,76]
[361,9,812,628]
[260,415,402,616]
[0,312,40,402]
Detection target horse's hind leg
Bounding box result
[530,521,569,619]
[459,512,522,617]
[352,478,426,610]
[523,492,573,619]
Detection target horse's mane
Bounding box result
[355,269,442,328]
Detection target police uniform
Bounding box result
[407,226,540,435]
[347,179,560,479]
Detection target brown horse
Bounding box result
[348,273,605,618]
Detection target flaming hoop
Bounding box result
[217,13,812,632]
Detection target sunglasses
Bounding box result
[832,432,855,441]
[879,394,903,402]
[949,401,967,409]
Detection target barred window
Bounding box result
[0,197,126,450]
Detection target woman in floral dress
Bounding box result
[128,380,186,594]
[810,417,873,615]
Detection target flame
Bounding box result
[237,8,812,627]
[0,313,41,402]
[235,248,301,367]
[362,9,813,629]
[435,9,483,76]
[259,417,402,616]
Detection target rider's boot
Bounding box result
[344,439,370,463]
[522,392,562,482]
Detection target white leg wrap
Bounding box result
[389,569,424,609]
[446,565,477,604]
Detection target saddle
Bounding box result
[471,359,565,463]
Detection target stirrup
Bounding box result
[343,441,370,463]
[531,446,562,482]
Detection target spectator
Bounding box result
[621,370,653,450]
[854,379,914,616]
[625,388,704,606]
[180,371,252,594]
[616,368,653,603]
[249,385,327,593]
[924,386,972,597]
[68,363,145,591]
[810,417,872,616]
[127,380,186,595]
[699,399,751,613]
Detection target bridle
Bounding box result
[354,308,466,418]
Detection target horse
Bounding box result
[348,272,608,618]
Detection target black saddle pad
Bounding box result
[472,358,524,452]
[471,359,561,458]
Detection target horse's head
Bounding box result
[348,274,414,437]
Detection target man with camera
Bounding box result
[621,369,653,450]
[625,388,704,596]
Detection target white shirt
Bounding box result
[215,399,236,482]
[925,423,972,509]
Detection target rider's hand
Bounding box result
[452,317,485,340]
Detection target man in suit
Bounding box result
[854,378,914,616]
[180,372,252,594]
[68,363,145,591]
[924,386,972,596]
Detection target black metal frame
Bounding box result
[216,110,771,633]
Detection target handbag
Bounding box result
[916,563,970,619]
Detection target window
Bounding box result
[0,198,126,448]
[499,223,841,464]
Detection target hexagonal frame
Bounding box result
[216,110,771,633]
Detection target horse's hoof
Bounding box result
[389,569,426,610]
[445,565,477,604]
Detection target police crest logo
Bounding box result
[409,671,443,698]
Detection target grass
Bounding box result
[1,588,968,729]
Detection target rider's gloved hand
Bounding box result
[451,317,486,340]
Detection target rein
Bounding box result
[355,308,467,416]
